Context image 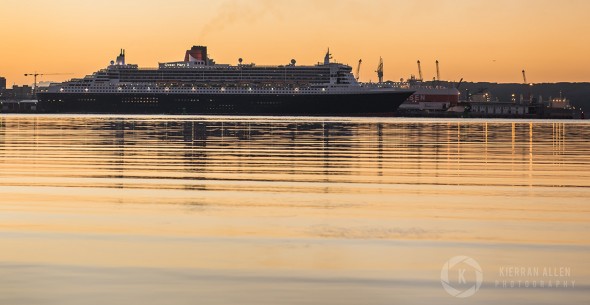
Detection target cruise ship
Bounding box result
[37,46,414,115]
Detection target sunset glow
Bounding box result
[1,0,589,85]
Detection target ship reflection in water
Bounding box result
[0,115,589,305]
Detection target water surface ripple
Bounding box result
[1,115,589,305]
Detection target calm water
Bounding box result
[1,115,589,305]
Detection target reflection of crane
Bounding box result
[376,57,383,83]
[24,73,71,93]
[417,60,423,81]
[435,60,440,81]
[355,59,362,81]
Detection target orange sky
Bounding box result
[1,0,589,85]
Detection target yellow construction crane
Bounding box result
[376,57,383,83]
[24,72,71,93]
[355,59,362,81]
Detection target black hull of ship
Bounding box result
[36,92,414,116]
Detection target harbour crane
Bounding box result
[24,72,71,93]
[355,59,362,81]
[417,60,423,81]
[376,57,383,83]
[456,78,463,90]
[522,69,533,104]
[435,60,440,82]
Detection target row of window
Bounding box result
[473,107,527,114]
[59,88,335,94]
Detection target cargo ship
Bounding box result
[37,46,414,115]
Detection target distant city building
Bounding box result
[1,85,33,100]
[549,97,571,109]
[0,77,6,99]
[469,89,496,103]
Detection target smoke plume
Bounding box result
[198,0,280,40]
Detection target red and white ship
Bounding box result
[400,77,460,111]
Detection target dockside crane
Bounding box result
[522,69,532,104]
[356,59,362,81]
[24,72,71,93]
[435,60,441,82]
[376,57,383,83]
[417,60,423,81]
[456,78,463,90]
